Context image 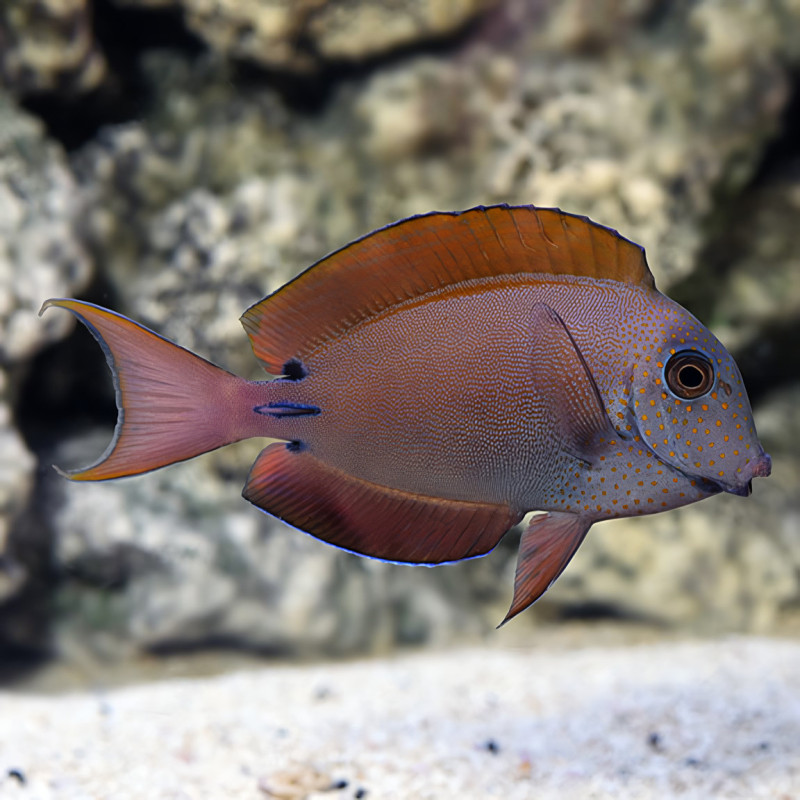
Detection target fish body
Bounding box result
[41,205,771,622]
[262,279,723,511]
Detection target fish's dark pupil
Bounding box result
[678,364,704,388]
[664,351,714,399]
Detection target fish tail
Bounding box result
[40,299,263,480]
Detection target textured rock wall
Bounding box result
[1,0,799,661]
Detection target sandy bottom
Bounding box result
[0,636,798,799]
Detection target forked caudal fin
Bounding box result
[40,299,259,480]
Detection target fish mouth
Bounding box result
[722,452,771,497]
[727,479,753,498]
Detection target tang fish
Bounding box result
[41,205,771,623]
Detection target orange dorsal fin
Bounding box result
[241,205,654,373]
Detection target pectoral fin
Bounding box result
[528,302,618,463]
[500,512,592,625]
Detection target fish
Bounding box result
[40,204,771,624]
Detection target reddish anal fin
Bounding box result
[243,443,523,564]
[500,512,592,625]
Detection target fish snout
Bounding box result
[751,452,772,478]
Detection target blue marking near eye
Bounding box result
[254,402,321,418]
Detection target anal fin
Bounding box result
[501,512,592,625]
[244,443,523,564]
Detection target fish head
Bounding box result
[629,301,770,497]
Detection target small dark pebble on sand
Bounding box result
[7,768,26,785]
[647,732,663,751]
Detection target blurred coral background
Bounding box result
[2,3,800,797]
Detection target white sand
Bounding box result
[0,637,798,799]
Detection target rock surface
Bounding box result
[121,0,499,72]
[0,636,798,798]
[0,93,92,627]
[2,1,800,658]
[0,0,106,95]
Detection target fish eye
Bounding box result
[664,351,714,399]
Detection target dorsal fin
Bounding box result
[241,204,654,373]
